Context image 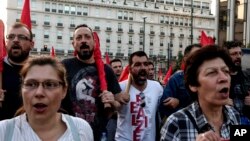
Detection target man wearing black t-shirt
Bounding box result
[224,41,250,124]
[0,22,34,120]
[61,24,121,141]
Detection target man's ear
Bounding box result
[189,85,198,93]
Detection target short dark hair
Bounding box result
[129,51,148,66]
[148,61,154,67]
[184,45,233,100]
[74,24,93,38]
[11,22,33,41]
[223,41,242,50]
[184,44,201,56]
[110,58,122,66]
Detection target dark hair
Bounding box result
[20,56,67,88]
[73,24,93,38]
[11,22,33,40]
[129,51,148,66]
[184,45,233,100]
[148,61,154,67]
[184,44,201,56]
[110,58,122,66]
[223,41,242,50]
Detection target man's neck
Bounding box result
[132,81,147,92]
[76,56,95,64]
[8,58,27,66]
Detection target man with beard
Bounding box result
[115,51,163,141]
[224,41,250,124]
[0,22,34,120]
[61,24,121,141]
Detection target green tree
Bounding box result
[175,51,184,70]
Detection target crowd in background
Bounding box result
[0,22,250,141]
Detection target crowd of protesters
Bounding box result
[0,22,250,141]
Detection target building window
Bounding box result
[128,47,133,55]
[150,37,153,46]
[106,45,110,53]
[140,36,143,45]
[106,34,110,43]
[44,30,49,39]
[160,39,164,46]
[118,11,122,19]
[44,15,50,26]
[31,0,36,8]
[165,16,169,24]
[166,0,174,5]
[160,15,164,23]
[117,46,121,53]
[107,9,111,18]
[118,23,122,30]
[129,12,133,20]
[64,5,70,14]
[71,5,76,15]
[77,6,82,15]
[51,3,57,12]
[149,48,153,56]
[95,8,99,17]
[83,7,88,16]
[18,0,23,7]
[124,11,128,20]
[57,31,62,40]
[45,2,50,12]
[118,35,121,43]
[129,36,133,44]
[58,4,63,13]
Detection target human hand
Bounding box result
[244,95,250,106]
[100,90,114,108]
[0,89,6,108]
[163,97,179,108]
[226,98,234,106]
[115,92,130,104]
[0,89,6,102]
[196,130,221,141]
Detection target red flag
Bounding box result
[20,0,31,30]
[200,31,214,47]
[105,52,110,65]
[162,66,173,85]
[93,32,107,91]
[119,65,129,82]
[50,46,55,58]
[73,50,77,56]
[0,20,7,72]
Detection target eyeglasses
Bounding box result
[139,92,146,108]
[22,80,64,90]
[6,34,31,41]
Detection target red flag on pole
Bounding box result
[93,32,107,91]
[200,31,214,47]
[162,65,173,85]
[50,46,56,58]
[0,20,6,72]
[105,52,110,65]
[20,0,31,30]
[119,65,129,82]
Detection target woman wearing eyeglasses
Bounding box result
[0,56,93,141]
